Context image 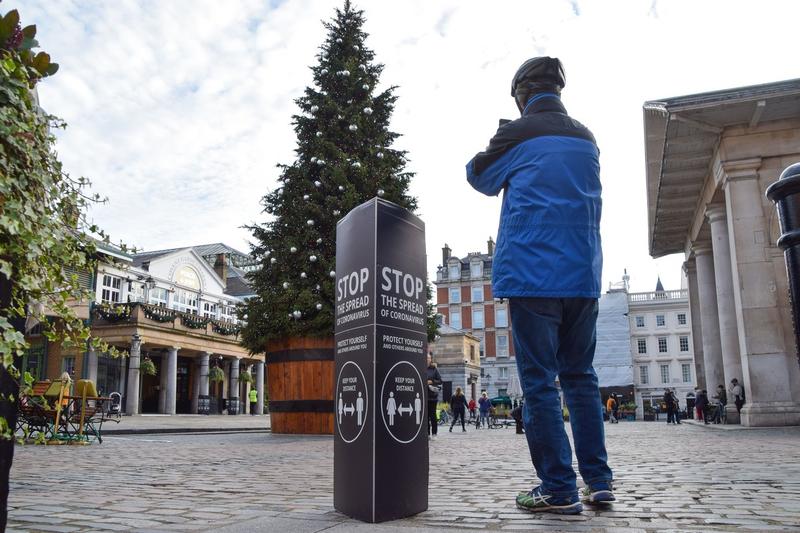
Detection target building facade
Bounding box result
[644,79,800,426]
[434,240,514,398]
[429,323,481,402]
[22,242,265,416]
[628,284,697,416]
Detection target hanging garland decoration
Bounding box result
[209,365,225,383]
[95,303,131,323]
[212,321,241,337]
[181,314,209,330]
[140,357,157,376]
[142,305,176,323]
[239,369,253,383]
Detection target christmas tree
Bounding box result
[242,1,434,351]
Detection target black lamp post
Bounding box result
[766,162,800,368]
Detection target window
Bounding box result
[636,339,647,353]
[682,363,691,383]
[472,309,484,329]
[679,336,689,352]
[149,287,169,307]
[496,308,508,328]
[449,287,460,303]
[497,334,509,357]
[639,366,649,384]
[660,364,670,384]
[448,264,460,280]
[656,314,666,327]
[470,262,482,278]
[635,316,645,328]
[174,289,198,314]
[203,302,217,319]
[499,367,509,379]
[678,313,687,326]
[658,337,668,353]
[497,388,508,397]
[128,282,145,303]
[469,345,475,362]
[101,274,122,303]
[450,311,461,330]
[471,286,483,302]
[62,356,76,376]
[21,345,45,381]
[477,335,485,358]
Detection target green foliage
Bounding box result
[239,369,253,383]
[140,357,157,377]
[0,10,58,86]
[425,282,439,343]
[209,366,225,383]
[242,0,419,350]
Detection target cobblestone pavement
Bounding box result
[9,421,800,532]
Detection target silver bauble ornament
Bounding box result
[316,238,323,244]
[300,272,307,279]
[306,219,314,226]
[303,194,310,200]
[290,246,297,253]
[292,310,302,319]
[309,255,317,262]
[310,156,318,163]
[282,282,290,289]
[316,284,321,290]
[347,99,353,104]
[353,45,360,51]
[321,68,328,75]
[270,257,277,264]
[314,181,322,187]
[320,90,327,95]
[316,159,325,165]
[363,107,373,115]
[376,152,384,158]
[336,38,343,43]
[310,105,318,113]
[337,114,343,120]
[352,161,361,168]
[329,271,336,278]
[349,124,358,132]
[362,84,369,90]
[316,131,322,137]
[377,189,385,197]
[359,64,367,71]
[265,250,271,256]
[333,209,341,216]
[316,303,323,310]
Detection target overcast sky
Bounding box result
[13,0,800,293]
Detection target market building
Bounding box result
[22,241,265,415]
[643,78,800,426]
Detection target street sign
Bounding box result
[334,198,428,523]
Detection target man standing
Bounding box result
[664,388,676,424]
[729,378,745,414]
[606,395,617,424]
[467,56,612,515]
[426,352,442,440]
[249,387,258,416]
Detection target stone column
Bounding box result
[722,159,800,426]
[683,259,706,390]
[199,352,210,397]
[158,352,167,414]
[255,360,265,415]
[229,358,240,415]
[85,345,98,384]
[707,204,744,422]
[692,244,725,396]
[165,346,179,415]
[125,334,142,415]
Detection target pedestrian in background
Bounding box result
[426,352,443,440]
[467,56,613,514]
[696,389,709,424]
[249,387,258,415]
[606,395,617,424]
[729,378,745,414]
[664,388,676,424]
[714,384,727,424]
[468,397,477,421]
[449,386,468,432]
[478,391,491,429]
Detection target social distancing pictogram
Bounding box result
[380,361,424,444]
[336,361,368,443]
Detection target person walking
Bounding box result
[606,395,617,424]
[449,387,468,432]
[729,378,745,414]
[512,402,525,434]
[468,397,477,421]
[713,384,728,424]
[426,352,443,440]
[249,387,258,415]
[672,393,682,424]
[467,56,613,514]
[696,389,710,424]
[664,388,676,424]
[478,391,491,429]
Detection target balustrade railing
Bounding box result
[628,289,688,302]
[92,302,242,337]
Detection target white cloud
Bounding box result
[11,0,800,293]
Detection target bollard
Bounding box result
[766,162,800,368]
[333,198,428,523]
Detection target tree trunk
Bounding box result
[0,275,22,532]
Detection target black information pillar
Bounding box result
[334,198,429,523]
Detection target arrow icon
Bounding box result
[343,404,355,415]
[398,404,413,416]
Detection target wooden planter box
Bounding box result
[266,337,334,435]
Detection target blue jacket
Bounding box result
[466,94,602,298]
[478,396,491,413]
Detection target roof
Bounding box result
[437,322,479,341]
[643,78,800,257]
[132,242,251,267]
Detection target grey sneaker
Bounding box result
[582,482,615,504]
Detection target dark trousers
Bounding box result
[250,401,257,415]
[450,408,466,430]
[666,405,675,423]
[428,400,438,435]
